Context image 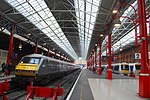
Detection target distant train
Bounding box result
[128,63,141,75]
[112,63,129,75]
[101,63,130,75]
[15,54,80,84]
[101,63,141,75]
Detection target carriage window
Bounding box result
[20,57,41,64]
[42,59,48,67]
[114,65,119,70]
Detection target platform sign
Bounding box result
[135,53,141,59]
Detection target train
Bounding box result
[14,54,80,84]
[101,62,141,75]
[128,63,141,75]
[112,63,129,75]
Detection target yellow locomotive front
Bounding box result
[15,56,41,82]
[15,63,38,76]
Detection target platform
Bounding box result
[68,68,149,100]
[0,71,15,82]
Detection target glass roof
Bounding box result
[102,1,138,55]
[74,0,102,60]
[6,0,78,60]
[102,0,150,55]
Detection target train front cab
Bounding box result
[129,63,141,76]
[112,63,129,75]
[15,56,41,82]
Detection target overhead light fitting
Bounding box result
[27,33,31,36]
[19,41,22,49]
[95,44,97,46]
[112,9,118,14]
[119,48,123,51]
[113,18,121,28]
[100,34,103,37]
[43,43,46,45]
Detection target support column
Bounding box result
[7,23,16,64]
[35,41,38,54]
[95,46,97,70]
[90,57,92,70]
[99,44,102,75]
[138,0,150,97]
[107,34,112,79]
[92,53,94,70]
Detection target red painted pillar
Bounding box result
[90,57,92,70]
[138,0,150,98]
[95,46,97,71]
[92,53,94,69]
[99,44,102,75]
[107,34,112,80]
[35,41,38,54]
[7,23,16,64]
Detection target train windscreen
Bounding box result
[135,65,141,70]
[20,57,41,64]
[121,65,129,70]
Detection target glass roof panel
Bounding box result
[101,1,139,53]
[6,0,78,59]
[75,0,102,59]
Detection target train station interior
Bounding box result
[0,0,150,100]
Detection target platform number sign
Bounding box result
[135,53,141,59]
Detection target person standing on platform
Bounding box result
[1,62,5,73]
[5,63,12,76]
[93,67,95,73]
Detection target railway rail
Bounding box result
[0,69,81,100]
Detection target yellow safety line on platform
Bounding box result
[80,83,83,100]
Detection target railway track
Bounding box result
[42,69,81,100]
[0,69,81,100]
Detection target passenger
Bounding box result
[6,63,12,76]
[4,64,9,76]
[93,67,95,73]
[4,63,12,76]
[1,62,5,73]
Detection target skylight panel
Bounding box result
[75,0,102,59]
[6,0,79,59]
[109,1,139,52]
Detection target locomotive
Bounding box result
[15,54,80,84]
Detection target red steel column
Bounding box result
[90,57,92,70]
[99,44,102,75]
[138,0,150,97]
[92,53,94,70]
[107,34,112,79]
[35,41,38,54]
[95,46,97,70]
[7,23,16,64]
